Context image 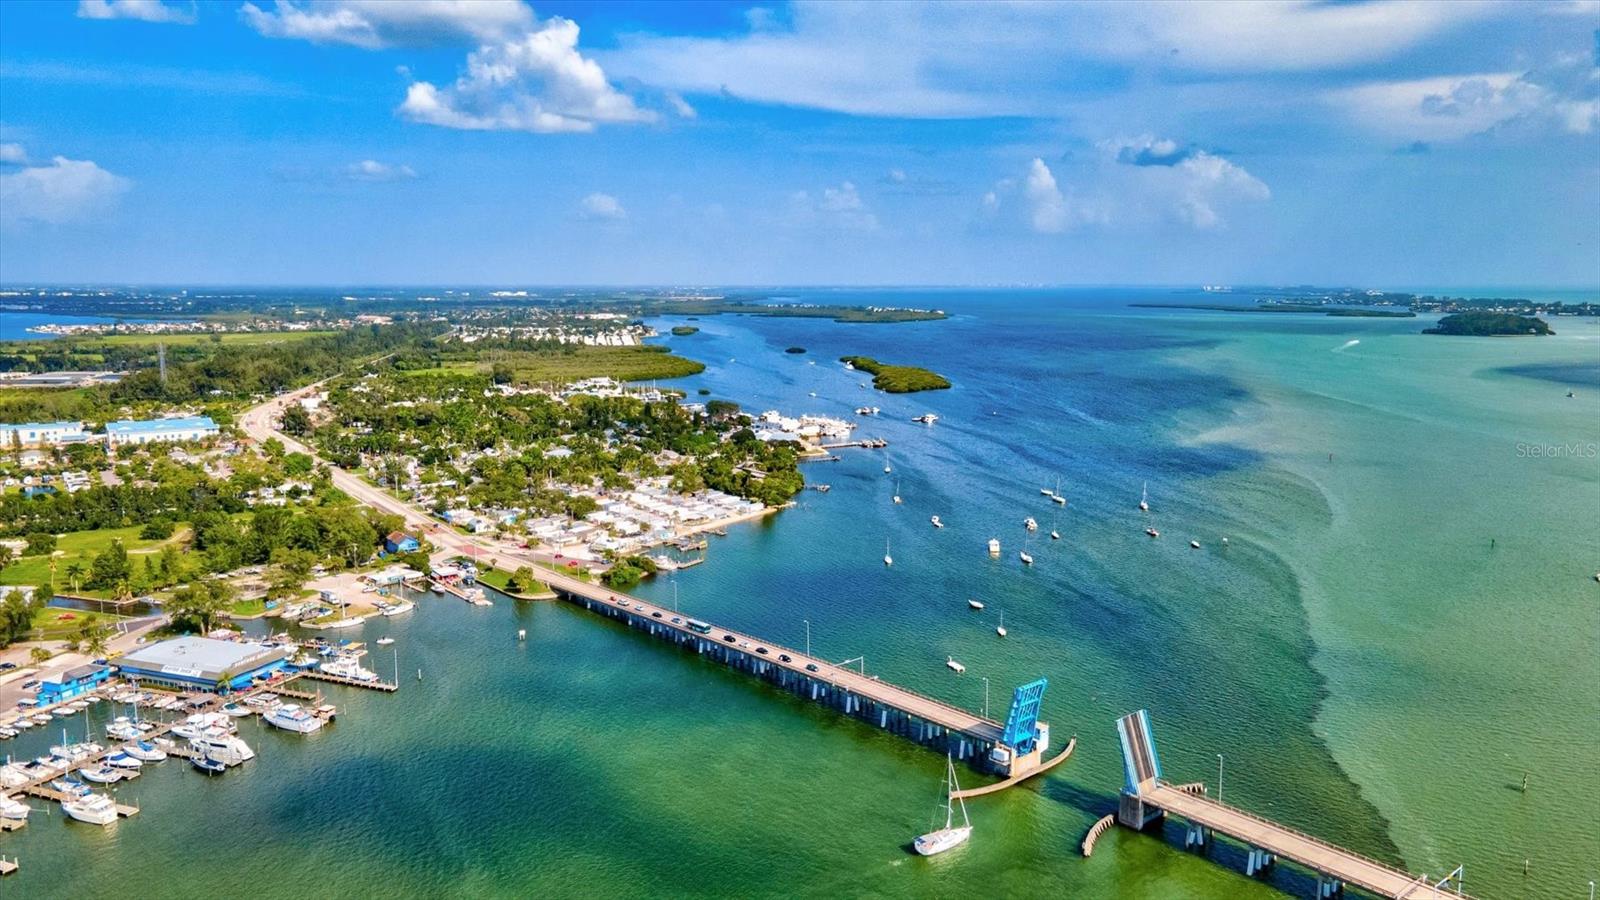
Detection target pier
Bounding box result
[539,566,1060,780]
[298,670,399,692]
[1114,711,1473,899]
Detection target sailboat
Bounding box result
[913,755,973,856]
[883,539,893,567]
[930,515,943,528]
[1051,477,1066,505]
[893,479,902,504]
[996,611,1007,638]
[1139,482,1149,512]
[967,598,985,610]
[1018,550,1033,565]
[1050,514,1060,541]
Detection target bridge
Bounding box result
[1115,711,1472,899]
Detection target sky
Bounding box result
[0,0,1597,288]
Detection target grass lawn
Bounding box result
[401,345,704,384]
[537,559,593,582]
[0,524,190,591]
[477,565,554,597]
[31,606,120,640]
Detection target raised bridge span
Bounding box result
[1116,711,1472,899]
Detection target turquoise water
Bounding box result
[0,312,155,341]
[5,291,1596,898]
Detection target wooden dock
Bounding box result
[23,785,139,817]
[0,856,17,876]
[0,817,25,832]
[298,670,398,692]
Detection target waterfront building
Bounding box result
[0,420,91,448]
[37,663,112,704]
[385,531,421,554]
[105,415,220,447]
[114,636,290,691]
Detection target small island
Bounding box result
[1131,303,1415,318]
[670,325,700,336]
[785,346,806,354]
[1423,312,1553,336]
[840,355,951,393]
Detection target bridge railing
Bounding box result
[1151,779,1474,898]
[554,576,1003,732]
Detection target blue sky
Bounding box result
[1,0,1597,288]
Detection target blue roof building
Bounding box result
[105,415,220,446]
[37,664,112,705]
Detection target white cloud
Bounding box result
[579,192,626,220]
[606,1,1500,119]
[1331,62,1600,141]
[239,0,531,48]
[77,0,195,24]
[789,181,879,232]
[0,143,26,165]
[665,92,696,119]
[1023,159,1068,234]
[0,156,131,227]
[343,159,417,182]
[398,16,655,134]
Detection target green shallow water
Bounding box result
[4,291,1596,898]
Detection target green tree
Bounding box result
[0,588,36,646]
[23,531,57,555]
[88,539,131,589]
[167,580,233,634]
[30,645,52,667]
[281,403,312,436]
[78,620,111,657]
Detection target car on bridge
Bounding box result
[805,664,819,673]
[723,634,737,643]
[778,654,791,663]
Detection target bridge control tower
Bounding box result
[989,678,1051,777]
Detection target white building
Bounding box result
[1,420,91,448]
[105,416,220,447]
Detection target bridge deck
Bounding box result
[539,567,1005,744]
[1142,782,1472,899]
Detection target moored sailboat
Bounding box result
[912,755,973,856]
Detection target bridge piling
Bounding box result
[1245,846,1276,877]
[1316,874,1344,896]
[1184,822,1210,849]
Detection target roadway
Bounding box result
[1142,782,1474,899]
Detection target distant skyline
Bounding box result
[1,0,1598,288]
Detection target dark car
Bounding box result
[778,654,791,663]
[804,663,819,673]
[0,662,15,671]
[723,634,737,643]
[670,617,682,625]
[652,611,663,619]
[756,647,769,655]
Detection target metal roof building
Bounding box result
[105,415,219,446]
[114,636,290,691]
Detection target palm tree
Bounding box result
[65,562,84,594]
[82,623,111,658]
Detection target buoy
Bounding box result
[517,629,527,641]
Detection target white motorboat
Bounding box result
[913,756,972,856]
[376,637,395,646]
[0,793,29,821]
[221,702,252,717]
[322,655,379,682]
[987,538,1000,557]
[1019,551,1033,565]
[62,791,119,826]
[1190,540,1201,549]
[930,515,943,528]
[190,731,255,766]
[263,704,325,734]
[0,765,30,789]
[946,657,966,674]
[913,413,939,424]
[967,599,985,610]
[1146,527,1160,538]
[1023,517,1038,532]
[123,740,168,762]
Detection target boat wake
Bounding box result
[1334,339,1360,352]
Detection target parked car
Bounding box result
[0,662,16,671]
[804,664,819,673]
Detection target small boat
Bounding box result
[987,538,1000,557]
[381,599,415,616]
[431,582,446,594]
[376,637,395,646]
[1051,493,1066,505]
[221,702,251,717]
[106,717,139,741]
[1146,527,1160,538]
[192,754,227,775]
[105,751,143,770]
[1190,540,1201,549]
[809,391,817,397]
[322,655,380,682]
[884,465,892,474]
[1023,517,1037,531]
[913,413,939,424]
[1139,481,1150,512]
[946,656,965,674]
[79,765,122,784]
[996,612,1007,638]
[913,755,973,856]
[1050,530,1060,541]
[190,732,255,765]
[263,704,325,734]
[123,740,167,762]
[51,777,89,796]
[883,538,894,567]
[0,793,28,822]
[1019,551,1033,565]
[967,598,985,610]
[893,479,902,504]
[1039,488,1053,496]
[930,515,943,528]
[62,791,119,825]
